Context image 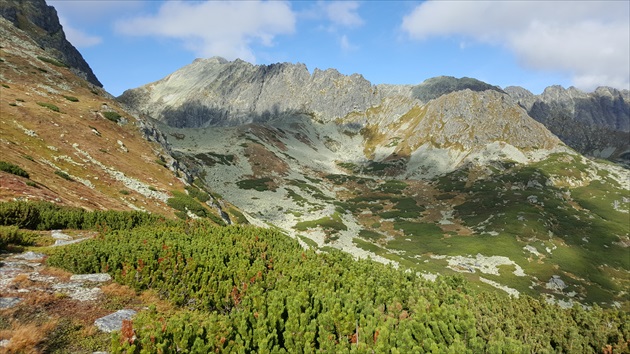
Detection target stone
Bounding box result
[94,309,137,333]
[51,230,72,240]
[13,251,45,260]
[546,275,567,291]
[0,297,22,309]
[70,273,112,282]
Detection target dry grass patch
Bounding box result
[10,273,33,288]
[38,267,73,281]
[138,289,176,314]
[0,320,57,354]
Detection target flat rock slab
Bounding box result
[0,297,22,309]
[53,237,90,247]
[94,309,137,333]
[51,230,73,240]
[13,251,46,260]
[70,273,112,282]
[52,282,102,301]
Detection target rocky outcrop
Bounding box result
[505,85,630,159]
[0,0,102,87]
[118,57,381,127]
[412,76,505,103]
[410,89,560,151]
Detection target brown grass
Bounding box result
[101,283,135,298]
[38,267,73,281]
[0,321,57,354]
[10,274,32,288]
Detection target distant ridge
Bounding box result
[411,76,505,103]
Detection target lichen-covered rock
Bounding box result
[94,309,137,333]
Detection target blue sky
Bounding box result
[48,1,629,97]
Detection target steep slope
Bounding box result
[0,0,102,87]
[0,16,241,223]
[505,85,630,160]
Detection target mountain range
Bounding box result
[2,0,629,307]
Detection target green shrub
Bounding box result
[236,177,274,191]
[167,191,208,218]
[37,102,60,112]
[0,200,165,230]
[1,83,9,88]
[37,56,67,67]
[102,111,121,123]
[185,186,210,203]
[0,225,36,250]
[119,190,130,195]
[0,161,29,178]
[26,181,37,187]
[63,95,79,102]
[54,170,73,181]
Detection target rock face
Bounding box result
[118,57,380,127]
[505,85,630,159]
[0,0,102,87]
[411,76,505,103]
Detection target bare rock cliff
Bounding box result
[0,0,102,87]
[118,57,381,127]
[505,85,630,159]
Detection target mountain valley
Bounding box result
[0,1,629,352]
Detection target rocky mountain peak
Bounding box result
[119,57,380,127]
[411,76,505,103]
[506,84,630,159]
[0,0,102,87]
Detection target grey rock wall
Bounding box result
[505,85,630,158]
[0,0,102,87]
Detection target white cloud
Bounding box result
[401,1,630,91]
[325,1,364,28]
[58,17,102,48]
[115,1,295,62]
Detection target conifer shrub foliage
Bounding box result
[0,201,164,230]
[0,225,36,250]
[45,220,629,353]
[0,161,29,178]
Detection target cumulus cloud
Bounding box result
[401,1,630,91]
[58,17,102,48]
[115,1,296,62]
[325,1,364,28]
